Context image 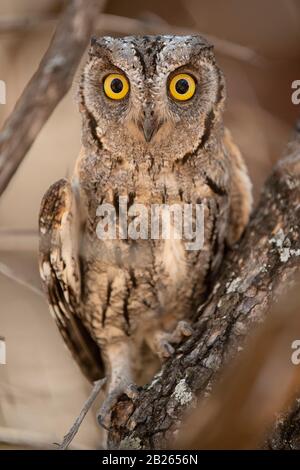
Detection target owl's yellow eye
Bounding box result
[169,73,196,101]
[103,73,129,100]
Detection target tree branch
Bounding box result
[175,282,300,449]
[0,426,87,450]
[0,14,57,34]
[0,0,105,197]
[108,128,300,449]
[58,378,106,450]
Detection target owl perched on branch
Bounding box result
[39,35,252,427]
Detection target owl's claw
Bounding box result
[97,382,139,430]
[170,320,193,343]
[152,321,193,361]
[158,340,175,359]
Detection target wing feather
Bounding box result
[39,179,104,383]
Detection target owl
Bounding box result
[39,35,252,427]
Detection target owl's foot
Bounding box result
[151,321,193,361]
[170,320,193,343]
[97,381,138,430]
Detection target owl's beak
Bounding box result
[141,116,161,142]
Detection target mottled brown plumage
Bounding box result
[39,35,252,426]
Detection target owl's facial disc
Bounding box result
[81,35,225,158]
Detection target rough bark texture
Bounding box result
[108,134,300,450]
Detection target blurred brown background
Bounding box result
[0,0,299,449]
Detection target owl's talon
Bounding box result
[97,381,139,430]
[170,320,193,343]
[124,383,139,399]
[149,321,193,361]
[160,341,175,359]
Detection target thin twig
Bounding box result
[0,228,37,236]
[96,13,269,66]
[0,426,88,450]
[0,0,105,197]
[58,378,106,450]
[0,261,43,296]
[0,10,270,66]
[0,14,57,34]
